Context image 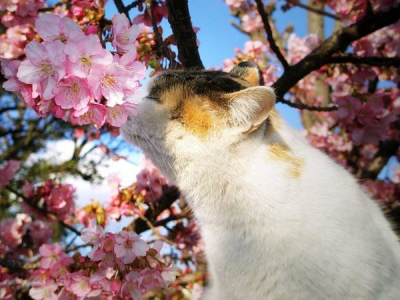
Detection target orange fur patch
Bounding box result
[182,99,214,139]
[268,142,304,179]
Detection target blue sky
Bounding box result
[104,0,338,129]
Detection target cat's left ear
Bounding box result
[226,86,276,134]
[229,61,264,86]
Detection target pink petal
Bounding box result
[17,60,41,84]
[132,239,149,256]
[35,14,61,41]
[24,41,47,65]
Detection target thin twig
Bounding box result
[325,55,400,67]
[284,0,340,20]
[126,0,141,11]
[113,0,132,25]
[277,98,338,112]
[272,4,400,100]
[255,0,290,70]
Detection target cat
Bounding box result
[122,62,400,300]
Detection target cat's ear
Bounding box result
[226,86,276,134]
[229,61,264,86]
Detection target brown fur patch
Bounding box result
[181,98,214,139]
[268,142,304,179]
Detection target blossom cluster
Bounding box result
[21,180,75,222]
[107,162,168,220]
[29,220,178,300]
[1,12,146,129]
[0,213,51,255]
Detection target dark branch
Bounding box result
[325,55,400,67]
[255,0,290,71]
[283,0,340,20]
[128,186,180,234]
[166,0,204,69]
[146,0,176,68]
[272,4,400,100]
[278,98,338,112]
[113,0,132,24]
[126,0,141,11]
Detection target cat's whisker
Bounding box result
[136,122,178,178]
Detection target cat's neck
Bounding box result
[174,115,308,225]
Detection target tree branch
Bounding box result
[255,0,290,71]
[126,0,141,11]
[325,55,400,67]
[166,0,204,69]
[272,4,400,100]
[283,0,340,20]
[127,186,180,234]
[113,0,132,24]
[278,98,338,111]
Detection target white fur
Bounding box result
[122,85,400,300]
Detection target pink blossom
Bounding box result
[85,25,98,35]
[69,273,93,298]
[0,159,20,187]
[138,268,165,291]
[87,63,136,107]
[17,40,66,100]
[26,220,52,246]
[22,181,34,197]
[225,0,245,10]
[53,76,92,110]
[161,266,179,283]
[114,231,149,264]
[35,14,84,43]
[81,219,104,245]
[118,50,147,81]
[1,58,34,107]
[29,280,58,300]
[335,96,362,122]
[64,34,113,78]
[112,13,141,54]
[132,3,168,27]
[45,184,75,221]
[0,217,24,249]
[107,102,137,127]
[39,243,63,269]
[0,0,17,12]
[287,33,319,64]
[241,13,262,32]
[121,272,142,300]
[73,103,107,128]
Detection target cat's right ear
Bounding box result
[226,86,276,134]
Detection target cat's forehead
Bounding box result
[147,70,251,101]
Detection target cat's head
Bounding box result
[122,62,276,181]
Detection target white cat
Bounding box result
[122,63,400,300]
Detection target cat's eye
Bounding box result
[145,96,161,103]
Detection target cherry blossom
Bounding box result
[114,230,149,264]
[112,13,141,54]
[35,14,84,43]
[64,34,113,78]
[17,40,66,100]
